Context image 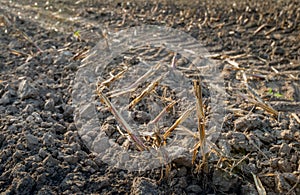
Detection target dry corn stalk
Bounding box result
[163,106,195,141]
[291,113,300,124]
[107,62,162,98]
[148,100,177,127]
[252,172,267,195]
[96,85,148,151]
[100,66,128,88]
[239,92,278,117]
[192,79,207,165]
[242,72,278,117]
[128,75,164,109]
[171,52,177,69]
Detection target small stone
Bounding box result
[79,103,95,120]
[64,155,79,164]
[106,115,115,124]
[6,104,18,115]
[279,143,291,157]
[23,104,34,113]
[32,112,43,123]
[26,134,39,150]
[169,178,178,187]
[53,123,66,134]
[26,115,34,122]
[0,105,5,114]
[43,155,60,167]
[82,158,98,171]
[28,154,42,162]
[44,98,55,111]
[38,148,48,159]
[75,151,88,161]
[41,121,52,128]
[42,132,55,146]
[69,143,81,153]
[0,91,11,105]
[16,143,26,150]
[18,79,38,100]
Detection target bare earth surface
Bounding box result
[0,0,299,194]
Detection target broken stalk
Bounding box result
[148,100,177,127]
[192,79,207,165]
[128,75,164,109]
[96,86,148,151]
[107,62,162,98]
[163,106,195,141]
[100,66,128,88]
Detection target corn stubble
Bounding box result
[96,61,209,173]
